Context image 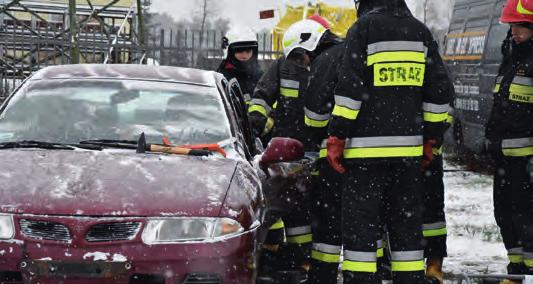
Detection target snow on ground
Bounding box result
[443,157,507,281]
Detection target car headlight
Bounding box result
[0,214,14,240]
[141,217,244,244]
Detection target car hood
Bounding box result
[0,149,238,217]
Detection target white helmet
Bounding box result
[282,19,328,57]
[222,27,258,59]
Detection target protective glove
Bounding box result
[326,136,346,174]
[527,157,533,183]
[422,139,437,169]
[248,112,267,138]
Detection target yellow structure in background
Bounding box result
[273,2,357,53]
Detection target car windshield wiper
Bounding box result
[0,140,75,150]
[79,139,138,149]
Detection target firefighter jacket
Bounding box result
[327,0,454,161]
[486,40,533,157]
[304,43,345,150]
[248,56,314,149]
[217,60,263,104]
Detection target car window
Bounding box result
[0,79,232,145]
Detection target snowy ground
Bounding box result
[443,157,507,282]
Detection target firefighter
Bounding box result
[217,27,263,105]
[422,105,454,284]
[485,0,533,280]
[326,0,453,283]
[250,17,338,276]
[303,31,345,284]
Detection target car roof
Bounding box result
[30,64,220,87]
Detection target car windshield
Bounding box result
[0,79,231,145]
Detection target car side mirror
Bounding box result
[259,137,304,168]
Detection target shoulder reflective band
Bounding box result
[502,137,533,157]
[367,41,427,65]
[304,107,331,128]
[494,76,503,93]
[312,243,342,263]
[423,102,449,123]
[332,95,362,120]
[508,248,524,264]
[280,79,300,98]
[509,76,533,103]
[269,218,284,230]
[248,98,272,117]
[342,250,377,272]
[518,0,533,14]
[422,221,447,237]
[374,63,426,87]
[343,136,423,158]
[390,250,425,272]
[524,252,533,268]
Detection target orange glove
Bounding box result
[327,136,346,174]
[422,139,437,169]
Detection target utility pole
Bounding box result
[136,0,145,46]
[69,0,80,63]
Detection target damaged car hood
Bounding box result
[0,149,238,217]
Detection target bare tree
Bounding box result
[197,0,218,49]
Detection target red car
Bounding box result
[0,65,301,284]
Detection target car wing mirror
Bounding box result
[259,137,304,168]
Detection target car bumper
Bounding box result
[0,230,257,284]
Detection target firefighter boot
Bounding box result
[426,258,444,284]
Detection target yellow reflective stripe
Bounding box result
[287,234,312,244]
[424,112,448,123]
[367,51,426,66]
[518,0,533,14]
[248,105,268,117]
[391,260,425,272]
[423,227,447,237]
[502,147,533,157]
[525,259,533,267]
[280,88,299,98]
[494,84,501,93]
[510,84,533,94]
[311,170,320,176]
[269,219,284,230]
[377,248,384,258]
[509,93,533,103]
[344,146,423,159]
[319,148,327,158]
[342,260,377,273]
[332,105,359,120]
[374,63,426,87]
[446,114,454,124]
[312,250,340,263]
[432,146,443,156]
[509,255,524,264]
[273,101,278,109]
[305,115,329,128]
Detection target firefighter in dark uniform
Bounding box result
[485,0,533,280]
[325,0,454,283]
[249,18,335,274]
[217,27,263,105]
[422,105,454,284]
[303,37,345,284]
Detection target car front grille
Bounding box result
[19,219,71,242]
[182,273,222,284]
[85,222,141,242]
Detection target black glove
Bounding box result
[248,112,267,138]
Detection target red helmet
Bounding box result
[501,0,533,24]
[308,14,331,29]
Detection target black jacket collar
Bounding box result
[358,0,412,18]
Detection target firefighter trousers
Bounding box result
[341,160,426,284]
[422,154,447,259]
[494,155,533,274]
[308,160,343,283]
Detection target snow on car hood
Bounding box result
[0,149,238,217]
